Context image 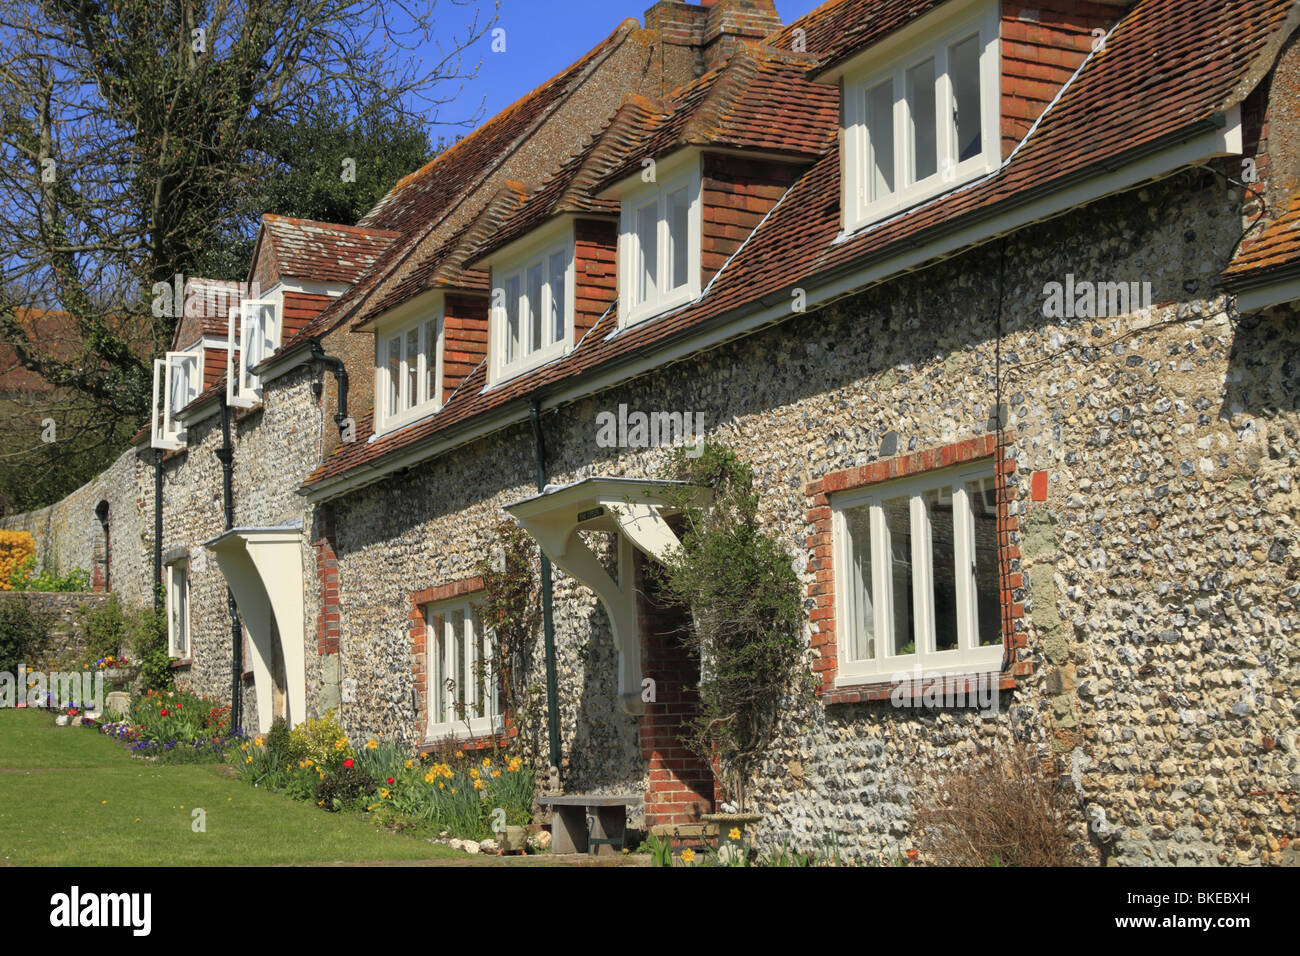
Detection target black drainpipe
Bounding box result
[152,449,162,611]
[308,339,349,434]
[217,394,242,733]
[529,399,562,773]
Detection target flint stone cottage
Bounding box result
[6,0,1300,866]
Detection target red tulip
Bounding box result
[344,758,354,769]
[160,709,169,716]
[386,777,394,785]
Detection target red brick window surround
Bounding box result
[805,433,1030,706]
[409,576,512,750]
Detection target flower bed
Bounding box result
[96,688,240,763]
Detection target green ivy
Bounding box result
[652,443,806,811]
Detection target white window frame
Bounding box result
[151,344,202,449]
[831,460,1005,685]
[618,156,703,327]
[842,0,1001,233]
[226,297,280,408]
[488,228,575,386]
[166,559,190,659]
[373,301,444,435]
[424,596,502,740]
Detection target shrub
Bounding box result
[80,595,126,667]
[316,763,377,811]
[126,597,172,693]
[909,740,1088,866]
[0,593,49,677]
[0,530,35,590]
[286,710,353,772]
[9,555,90,592]
[265,716,291,761]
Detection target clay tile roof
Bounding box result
[1223,195,1300,283]
[259,215,399,285]
[276,22,638,357]
[769,0,947,74]
[303,0,1297,493]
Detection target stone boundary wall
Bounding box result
[0,445,154,608]
[2,591,113,670]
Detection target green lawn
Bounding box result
[0,709,462,865]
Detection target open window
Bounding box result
[150,348,201,449]
[226,299,279,408]
[619,159,702,327]
[842,0,1000,232]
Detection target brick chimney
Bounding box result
[644,0,782,77]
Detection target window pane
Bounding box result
[923,485,959,652]
[405,327,418,410]
[472,611,485,718]
[966,478,1002,646]
[908,58,937,182]
[667,186,690,291]
[387,336,400,416]
[950,34,982,163]
[526,262,544,356]
[882,495,916,655]
[549,250,567,345]
[431,612,445,724]
[636,200,658,304]
[845,504,876,662]
[452,609,466,715]
[865,79,895,201]
[424,319,438,403]
[505,275,521,363]
[260,305,276,360]
[169,360,187,416]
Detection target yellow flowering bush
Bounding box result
[0,531,36,591]
[286,711,354,771]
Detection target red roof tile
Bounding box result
[303,0,1297,493]
[258,216,399,285]
[1223,194,1300,282]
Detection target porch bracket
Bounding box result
[204,522,306,732]
[505,478,709,716]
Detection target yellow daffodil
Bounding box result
[438,782,445,790]
[473,779,484,790]
[729,827,741,841]
[481,757,491,768]
[367,739,378,750]
[404,760,413,769]
[245,756,252,764]
[491,770,500,778]
[425,772,436,784]
[450,788,456,794]
[254,736,263,747]
[419,752,428,761]
[469,768,480,780]
[379,788,390,799]
[681,849,696,864]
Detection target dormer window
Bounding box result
[619,158,701,326]
[843,0,1000,232]
[151,346,202,449]
[374,301,443,433]
[489,228,574,385]
[226,298,280,408]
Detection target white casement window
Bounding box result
[489,234,574,385]
[150,346,201,449]
[619,160,702,326]
[832,461,1005,683]
[166,559,190,659]
[374,306,443,434]
[226,298,279,407]
[842,0,1000,231]
[425,597,501,739]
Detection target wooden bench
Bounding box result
[537,794,643,855]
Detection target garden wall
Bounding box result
[4,591,113,670]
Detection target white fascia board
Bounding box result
[595,146,702,202]
[299,120,1240,504]
[1236,276,1300,313]
[356,287,444,334]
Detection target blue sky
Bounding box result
[424,0,825,140]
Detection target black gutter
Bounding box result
[529,399,562,773]
[153,449,162,610]
[217,393,243,733]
